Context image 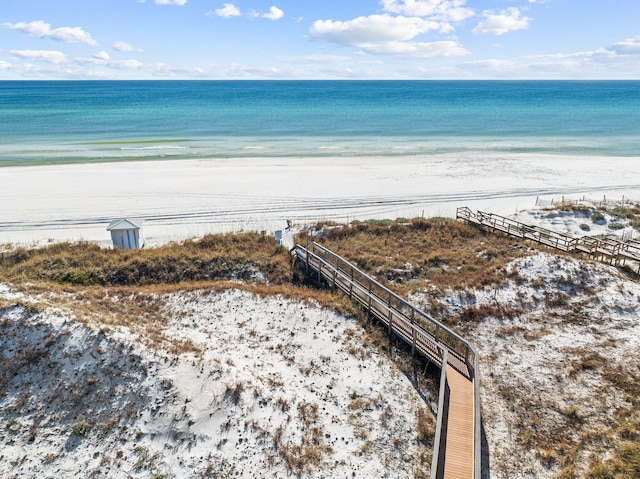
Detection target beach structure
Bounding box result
[456,207,640,275]
[107,219,142,250]
[293,243,480,479]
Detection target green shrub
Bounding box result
[72,420,90,436]
[591,211,606,224]
[611,206,628,216]
[366,219,393,227]
[608,222,626,231]
[579,223,591,232]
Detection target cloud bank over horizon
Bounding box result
[1,0,639,79]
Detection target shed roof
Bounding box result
[107,218,142,231]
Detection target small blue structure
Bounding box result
[107,218,142,249]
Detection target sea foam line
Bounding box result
[121,146,189,151]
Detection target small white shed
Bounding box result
[107,218,142,250]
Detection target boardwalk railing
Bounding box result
[430,349,449,479]
[457,207,640,274]
[293,242,481,479]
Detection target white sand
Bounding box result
[0,287,431,478]
[2,154,639,247]
[2,152,640,477]
[410,252,640,478]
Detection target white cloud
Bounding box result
[0,60,10,69]
[147,62,205,77]
[452,34,640,79]
[358,40,468,57]
[3,20,97,46]
[77,55,144,69]
[93,51,111,61]
[155,0,187,5]
[310,14,440,44]
[608,35,640,55]
[250,6,284,21]
[309,14,466,58]
[381,0,474,22]
[303,54,351,62]
[523,36,640,65]
[11,49,68,64]
[473,8,531,35]
[212,3,241,18]
[264,6,284,20]
[73,54,205,78]
[226,63,284,78]
[111,59,145,69]
[113,41,142,52]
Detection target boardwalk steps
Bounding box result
[293,242,481,479]
[456,207,640,275]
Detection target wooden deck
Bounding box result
[443,365,475,479]
[457,206,640,275]
[293,242,480,479]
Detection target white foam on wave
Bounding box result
[121,146,189,151]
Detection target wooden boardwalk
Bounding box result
[443,365,475,479]
[457,206,640,275]
[293,242,480,479]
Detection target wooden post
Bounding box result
[412,328,416,358]
[388,309,394,351]
[349,266,354,298]
[367,279,372,327]
[411,309,416,357]
[305,245,309,274]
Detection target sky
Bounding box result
[1,0,639,80]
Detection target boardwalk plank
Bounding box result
[295,243,479,479]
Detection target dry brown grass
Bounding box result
[272,400,332,476]
[416,406,436,449]
[302,217,528,294]
[0,232,291,287]
[6,219,637,477]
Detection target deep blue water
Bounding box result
[0,80,638,166]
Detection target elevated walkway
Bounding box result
[457,207,640,275]
[293,242,481,479]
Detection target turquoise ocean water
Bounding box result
[0,80,639,167]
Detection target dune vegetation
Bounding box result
[1,212,640,478]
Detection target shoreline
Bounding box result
[2,154,639,247]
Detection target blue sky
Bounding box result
[1,0,639,79]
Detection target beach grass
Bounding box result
[304,217,527,290]
[0,231,292,288]
[2,216,640,477]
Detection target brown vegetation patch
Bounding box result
[0,232,291,287]
[302,217,528,294]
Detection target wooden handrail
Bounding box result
[457,207,640,274]
[431,349,449,479]
[293,242,482,478]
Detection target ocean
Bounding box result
[0,80,639,167]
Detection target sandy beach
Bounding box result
[2,154,639,247]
